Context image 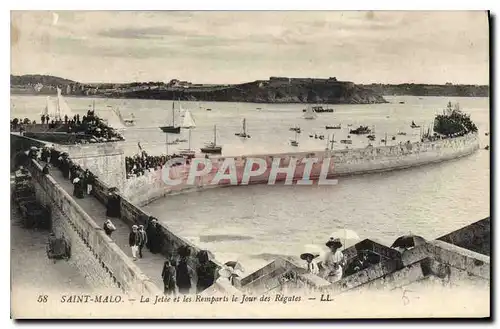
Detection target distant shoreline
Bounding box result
[10,89,490,102]
[10,74,489,104]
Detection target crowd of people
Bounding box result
[21,144,98,200]
[19,143,240,296]
[125,151,189,178]
[126,216,227,295]
[11,110,124,144]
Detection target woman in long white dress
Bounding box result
[322,238,345,283]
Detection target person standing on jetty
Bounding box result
[138,225,147,258]
[147,218,163,254]
[322,238,345,283]
[195,250,216,293]
[106,189,121,218]
[175,246,194,294]
[83,169,94,195]
[128,225,141,261]
[161,259,177,295]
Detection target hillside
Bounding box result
[10,75,388,104]
[13,74,490,103]
[361,83,489,97]
[10,74,76,86]
[113,78,388,104]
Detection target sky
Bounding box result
[10,11,489,85]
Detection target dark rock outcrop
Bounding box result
[111,79,388,104]
[11,75,389,104]
[361,83,489,97]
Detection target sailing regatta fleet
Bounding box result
[35,92,447,158]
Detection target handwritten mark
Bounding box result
[401,288,420,306]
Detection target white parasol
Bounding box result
[72,177,80,184]
[330,228,360,249]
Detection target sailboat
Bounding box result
[290,129,299,147]
[410,120,421,129]
[40,96,58,119]
[201,125,222,154]
[178,109,197,156]
[160,102,181,134]
[55,87,74,120]
[303,105,317,120]
[235,118,251,138]
[180,102,186,118]
[111,107,135,127]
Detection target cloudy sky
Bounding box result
[11,11,489,85]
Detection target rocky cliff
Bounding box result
[361,83,489,97]
[11,75,388,104]
[109,79,388,104]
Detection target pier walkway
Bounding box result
[48,167,166,291]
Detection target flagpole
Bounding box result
[166,133,169,156]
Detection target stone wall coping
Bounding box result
[30,158,162,295]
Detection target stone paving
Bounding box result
[10,194,89,293]
[48,168,167,291]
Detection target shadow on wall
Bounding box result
[437,217,490,256]
[89,169,226,287]
[22,157,160,295]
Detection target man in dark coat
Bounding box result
[196,250,216,293]
[106,190,121,218]
[161,260,177,295]
[61,158,70,179]
[146,218,157,251]
[148,219,164,254]
[175,246,193,294]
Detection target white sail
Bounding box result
[179,102,186,118]
[182,109,196,128]
[56,87,74,118]
[303,105,317,120]
[41,96,58,117]
[107,107,126,129]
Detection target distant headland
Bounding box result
[10,74,489,104]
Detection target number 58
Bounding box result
[37,295,48,303]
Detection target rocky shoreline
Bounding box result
[11,75,387,104]
[11,74,489,104]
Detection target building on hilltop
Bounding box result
[168,79,192,88]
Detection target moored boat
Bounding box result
[303,105,317,120]
[302,105,334,113]
[326,124,341,130]
[160,101,181,134]
[349,126,371,135]
[235,118,251,138]
[201,125,222,154]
